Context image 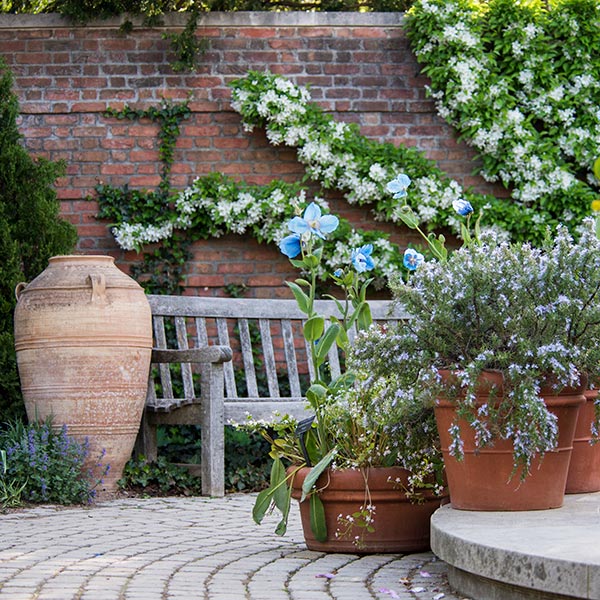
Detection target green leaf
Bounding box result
[306,383,327,411]
[331,317,350,349]
[304,254,320,269]
[329,371,355,392]
[252,487,273,525]
[594,157,600,182]
[286,281,310,315]
[290,258,307,269]
[304,316,325,341]
[355,302,372,331]
[301,447,336,502]
[427,233,448,262]
[295,278,311,287]
[358,278,373,303]
[314,323,341,361]
[397,205,420,229]
[309,493,327,542]
[270,458,289,514]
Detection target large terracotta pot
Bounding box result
[14,255,153,496]
[566,389,600,494]
[290,466,446,553]
[435,370,585,511]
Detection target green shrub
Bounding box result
[118,455,203,496]
[0,59,77,418]
[0,419,107,507]
[119,425,271,495]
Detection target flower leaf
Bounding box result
[300,447,336,502]
[309,493,327,542]
[306,383,327,412]
[286,281,310,315]
[354,302,372,331]
[314,322,341,362]
[304,316,325,341]
[252,487,274,525]
[397,205,420,229]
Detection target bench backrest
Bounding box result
[146,295,407,422]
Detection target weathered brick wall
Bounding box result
[0,12,504,297]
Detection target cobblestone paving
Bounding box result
[0,495,470,600]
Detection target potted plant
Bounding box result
[244,200,447,553]
[354,178,600,510]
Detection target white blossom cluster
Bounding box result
[407,0,600,227]
[110,172,403,283]
[230,70,474,238]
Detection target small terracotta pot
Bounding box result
[290,466,446,553]
[566,389,600,494]
[435,370,585,511]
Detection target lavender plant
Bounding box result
[0,419,108,506]
[353,218,600,479]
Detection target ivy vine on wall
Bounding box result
[96,99,193,294]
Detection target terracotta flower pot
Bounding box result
[435,371,585,511]
[566,389,600,494]
[14,255,153,496]
[290,466,446,553]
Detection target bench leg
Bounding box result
[134,410,158,463]
[201,363,225,497]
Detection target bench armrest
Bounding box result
[151,346,232,365]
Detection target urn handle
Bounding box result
[88,273,107,304]
[14,282,27,301]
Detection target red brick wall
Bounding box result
[0,12,505,298]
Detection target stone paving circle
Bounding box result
[0,494,471,600]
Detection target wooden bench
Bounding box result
[135,294,404,497]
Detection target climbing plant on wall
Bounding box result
[96,98,409,290]
[404,0,600,236]
[97,72,496,290]
[99,48,600,292]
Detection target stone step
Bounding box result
[431,491,600,600]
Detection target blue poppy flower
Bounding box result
[279,234,302,258]
[386,174,411,199]
[333,268,344,278]
[452,199,474,216]
[287,202,339,240]
[351,244,375,273]
[403,248,424,271]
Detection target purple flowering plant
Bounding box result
[0,418,109,507]
[353,211,600,479]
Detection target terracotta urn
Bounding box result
[566,389,600,494]
[14,255,153,496]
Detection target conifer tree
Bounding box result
[0,59,77,418]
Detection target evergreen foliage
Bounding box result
[1,0,413,15]
[0,59,77,418]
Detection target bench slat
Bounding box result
[281,319,302,398]
[217,317,238,399]
[175,316,195,399]
[259,318,280,398]
[239,318,259,398]
[148,296,408,320]
[153,315,173,399]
